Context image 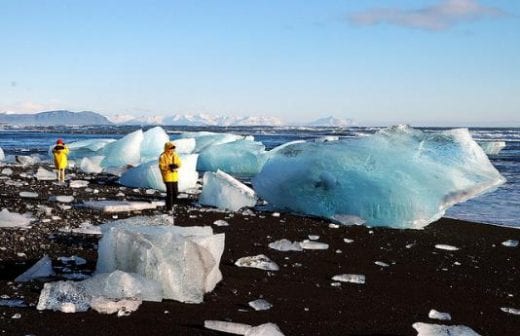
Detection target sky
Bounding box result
[0,0,519,126]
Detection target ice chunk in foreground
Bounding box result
[49,195,74,203]
[252,126,505,229]
[36,167,56,180]
[15,255,54,282]
[0,146,4,161]
[235,254,279,271]
[36,270,162,313]
[69,180,89,188]
[500,307,520,315]
[300,240,329,250]
[96,217,225,303]
[16,155,40,166]
[81,200,159,213]
[412,322,481,336]
[197,139,266,177]
[20,191,39,198]
[204,321,285,336]
[199,170,257,211]
[435,244,459,251]
[477,141,506,155]
[0,209,33,228]
[119,154,199,193]
[101,129,143,168]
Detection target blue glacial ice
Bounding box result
[252,126,505,229]
[101,129,144,168]
[197,139,266,177]
[180,131,244,152]
[140,126,170,162]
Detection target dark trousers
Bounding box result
[165,181,178,211]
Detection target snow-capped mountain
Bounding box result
[111,113,286,126]
[0,110,354,128]
[305,116,354,127]
[0,110,112,126]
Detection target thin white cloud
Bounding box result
[0,100,62,114]
[349,0,504,31]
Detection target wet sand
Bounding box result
[0,164,519,335]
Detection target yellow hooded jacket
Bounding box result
[159,143,182,182]
[52,144,69,170]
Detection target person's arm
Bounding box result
[159,154,169,173]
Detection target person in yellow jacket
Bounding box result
[159,141,182,212]
[52,138,69,183]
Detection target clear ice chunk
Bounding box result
[477,141,506,155]
[331,274,366,284]
[96,217,225,303]
[81,200,159,213]
[268,239,303,252]
[252,126,505,229]
[248,299,273,311]
[15,255,54,282]
[199,170,258,211]
[428,309,452,321]
[0,208,33,228]
[79,156,104,174]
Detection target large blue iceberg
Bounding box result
[252,126,505,229]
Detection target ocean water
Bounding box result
[0,126,518,228]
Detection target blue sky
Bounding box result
[1,0,518,126]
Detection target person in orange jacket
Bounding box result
[52,138,69,183]
[159,141,182,212]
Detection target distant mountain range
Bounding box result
[0,110,112,126]
[0,110,355,127]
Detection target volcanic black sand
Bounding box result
[0,164,519,336]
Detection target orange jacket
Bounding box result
[52,145,69,169]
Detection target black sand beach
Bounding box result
[0,164,519,335]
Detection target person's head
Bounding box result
[56,138,64,145]
[164,142,176,152]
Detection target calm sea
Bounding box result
[0,126,518,228]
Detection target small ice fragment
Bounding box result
[343,238,354,244]
[332,274,365,284]
[268,239,303,252]
[412,322,481,336]
[246,323,285,336]
[501,240,519,248]
[248,299,272,311]
[58,256,87,266]
[375,261,390,267]
[331,282,341,287]
[145,189,156,195]
[90,297,141,315]
[15,255,54,282]
[0,299,27,308]
[49,195,75,203]
[272,212,280,217]
[204,320,252,335]
[69,180,89,188]
[328,223,340,229]
[0,209,34,228]
[435,244,459,251]
[406,243,415,249]
[11,313,21,319]
[81,200,158,213]
[500,307,520,315]
[428,309,452,321]
[300,240,329,250]
[17,252,27,257]
[213,219,229,227]
[19,191,38,198]
[235,254,279,271]
[1,168,13,175]
[308,235,319,240]
[35,167,56,180]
